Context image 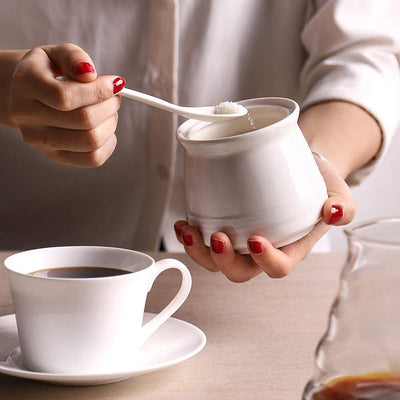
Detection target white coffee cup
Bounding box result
[4,246,192,374]
[177,97,327,253]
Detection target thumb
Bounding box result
[314,156,356,226]
[322,196,355,226]
[42,43,97,83]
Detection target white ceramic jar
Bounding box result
[176,97,327,253]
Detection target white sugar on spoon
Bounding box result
[215,101,247,115]
[216,101,256,130]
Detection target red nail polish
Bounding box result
[113,77,126,94]
[211,237,224,254]
[329,204,344,225]
[248,240,263,254]
[73,62,95,75]
[182,232,193,247]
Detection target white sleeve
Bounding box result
[300,0,400,184]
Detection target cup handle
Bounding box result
[139,258,192,347]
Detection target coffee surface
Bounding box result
[311,373,400,399]
[30,266,131,278]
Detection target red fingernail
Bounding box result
[248,240,263,254]
[73,62,95,75]
[113,77,126,94]
[328,204,344,225]
[182,232,193,247]
[211,237,224,254]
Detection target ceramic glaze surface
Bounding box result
[177,97,327,253]
[4,246,191,374]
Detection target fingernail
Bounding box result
[328,204,344,225]
[73,61,95,75]
[211,237,224,254]
[248,240,263,254]
[182,232,193,247]
[113,77,126,94]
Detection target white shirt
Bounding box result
[0,0,399,251]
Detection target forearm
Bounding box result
[299,101,383,180]
[0,49,29,127]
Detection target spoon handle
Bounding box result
[119,88,248,122]
[56,76,245,121]
[119,87,185,114]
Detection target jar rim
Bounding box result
[176,97,299,144]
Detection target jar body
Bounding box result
[177,97,327,253]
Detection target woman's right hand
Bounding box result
[8,43,125,167]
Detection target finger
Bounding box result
[210,232,262,283]
[247,220,330,278]
[13,95,121,129]
[280,219,330,262]
[323,197,355,226]
[21,113,118,152]
[47,133,117,167]
[247,236,295,278]
[174,220,189,245]
[38,74,124,111]
[13,47,124,111]
[314,155,356,226]
[42,43,97,82]
[180,225,220,273]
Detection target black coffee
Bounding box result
[30,266,131,278]
[310,373,400,400]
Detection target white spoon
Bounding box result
[55,76,247,122]
[119,87,248,122]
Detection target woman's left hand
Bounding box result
[174,154,355,282]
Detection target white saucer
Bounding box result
[0,313,206,386]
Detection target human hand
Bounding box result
[174,154,355,282]
[8,43,125,167]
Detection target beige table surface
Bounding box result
[0,250,346,400]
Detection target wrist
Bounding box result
[299,101,382,179]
